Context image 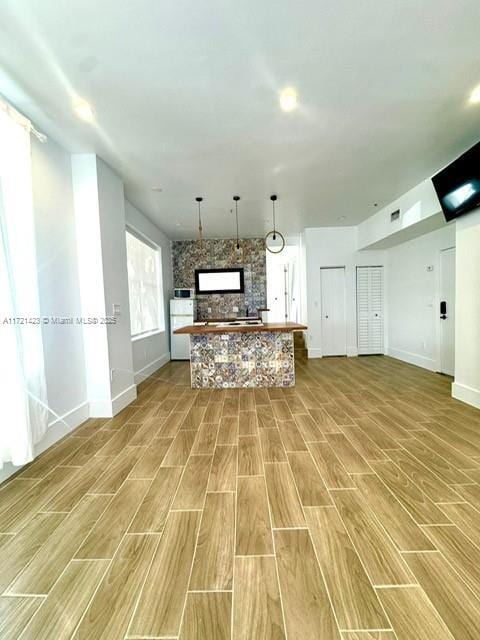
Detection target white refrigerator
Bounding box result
[170,299,195,360]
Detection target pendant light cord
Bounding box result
[235,201,239,249]
[195,197,203,245]
[233,195,241,250]
[271,195,277,240]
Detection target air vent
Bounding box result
[390,209,400,222]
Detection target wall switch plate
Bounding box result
[112,303,121,316]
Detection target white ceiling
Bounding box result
[1,0,479,239]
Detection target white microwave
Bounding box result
[174,288,195,299]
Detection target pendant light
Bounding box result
[195,196,203,245]
[233,195,241,250]
[265,194,285,253]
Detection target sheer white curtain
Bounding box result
[0,100,48,468]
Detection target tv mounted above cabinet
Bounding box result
[432,140,480,222]
[195,268,244,295]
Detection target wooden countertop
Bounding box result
[174,322,307,335]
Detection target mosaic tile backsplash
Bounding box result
[189,331,295,388]
[172,238,266,319]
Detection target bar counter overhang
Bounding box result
[174,322,307,389]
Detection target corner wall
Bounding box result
[304,227,385,357]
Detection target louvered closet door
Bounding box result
[357,266,384,355]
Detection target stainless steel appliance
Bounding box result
[173,288,195,299]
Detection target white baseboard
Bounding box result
[47,401,90,433]
[308,347,357,358]
[134,352,170,384]
[0,400,89,484]
[89,399,115,418]
[452,382,480,410]
[112,384,137,414]
[89,383,138,418]
[386,347,437,372]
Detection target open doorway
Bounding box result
[266,245,300,322]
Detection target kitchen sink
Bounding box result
[208,319,264,327]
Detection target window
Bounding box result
[126,229,164,337]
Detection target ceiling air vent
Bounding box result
[390,209,400,222]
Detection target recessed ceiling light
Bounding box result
[279,87,298,112]
[151,186,163,192]
[469,84,480,104]
[338,216,346,221]
[73,98,95,122]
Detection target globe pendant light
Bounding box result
[233,195,241,250]
[265,194,285,253]
[195,196,203,246]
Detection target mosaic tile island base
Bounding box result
[190,330,295,388]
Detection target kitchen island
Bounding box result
[174,321,307,388]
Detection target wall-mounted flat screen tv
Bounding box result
[195,268,244,295]
[432,141,480,222]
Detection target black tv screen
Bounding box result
[432,141,480,222]
[195,268,244,294]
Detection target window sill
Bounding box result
[131,329,165,343]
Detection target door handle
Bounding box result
[440,314,447,320]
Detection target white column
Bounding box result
[72,154,136,417]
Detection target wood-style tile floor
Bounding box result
[2,355,480,639]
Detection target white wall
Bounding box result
[125,200,172,383]
[453,207,480,408]
[358,178,443,250]
[33,137,87,427]
[96,159,136,409]
[386,225,456,371]
[0,137,90,483]
[304,227,385,357]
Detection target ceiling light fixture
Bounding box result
[279,87,298,112]
[469,84,480,104]
[195,196,204,245]
[73,98,95,122]
[233,196,241,250]
[265,195,285,254]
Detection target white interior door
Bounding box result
[357,266,384,355]
[320,267,346,356]
[440,247,455,376]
